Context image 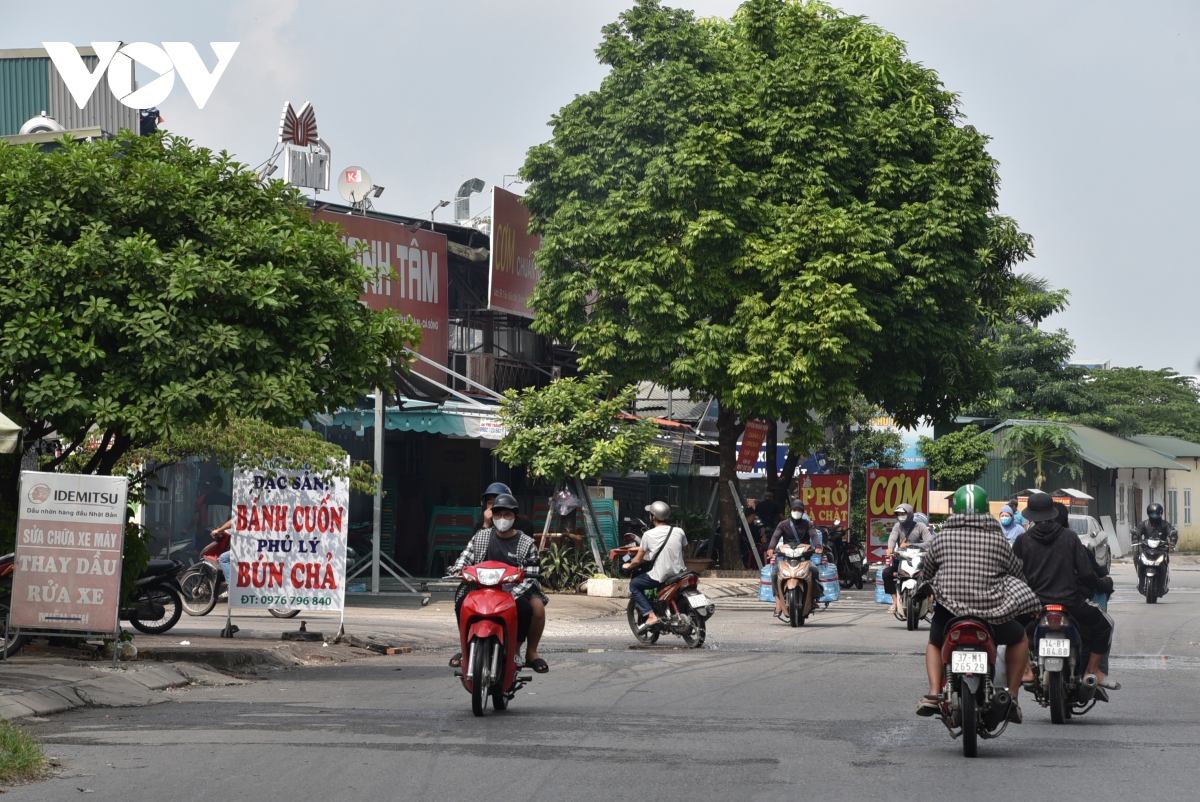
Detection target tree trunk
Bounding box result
[776,449,801,500]
[717,406,745,570]
[765,419,778,492]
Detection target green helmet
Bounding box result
[952,484,989,514]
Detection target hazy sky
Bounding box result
[6,1,1198,373]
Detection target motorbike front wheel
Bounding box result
[904,592,919,631]
[269,608,301,618]
[626,600,659,645]
[1146,576,1159,604]
[961,683,978,758]
[129,587,184,635]
[470,637,488,717]
[681,611,706,648]
[0,599,28,659]
[179,567,218,616]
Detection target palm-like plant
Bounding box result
[999,424,1082,488]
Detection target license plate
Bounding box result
[850,555,862,564]
[686,593,709,609]
[1039,637,1070,657]
[951,650,986,674]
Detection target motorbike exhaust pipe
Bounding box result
[1078,673,1098,703]
[983,689,1012,731]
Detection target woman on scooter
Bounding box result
[766,499,822,620]
[448,494,549,674]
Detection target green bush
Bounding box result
[539,544,598,592]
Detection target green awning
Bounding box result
[328,403,505,440]
[0,412,19,454]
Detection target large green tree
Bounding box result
[0,132,420,550]
[521,0,1027,561]
[1073,368,1200,441]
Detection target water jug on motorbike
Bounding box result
[777,543,817,627]
[1027,605,1103,723]
[455,560,533,716]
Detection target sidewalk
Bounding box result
[0,578,758,719]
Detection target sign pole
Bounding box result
[575,477,607,572]
[372,386,384,594]
[730,480,764,570]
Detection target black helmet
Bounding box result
[1147,503,1164,520]
[491,493,519,513]
[481,482,511,503]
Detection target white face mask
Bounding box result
[790,511,803,520]
[494,517,515,533]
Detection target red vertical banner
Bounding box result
[488,186,542,318]
[797,475,851,526]
[864,469,929,562]
[736,420,771,473]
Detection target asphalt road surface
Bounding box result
[9,562,1199,801]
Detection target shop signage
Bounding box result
[230,467,349,613]
[11,472,127,634]
[797,474,850,526]
[314,210,448,381]
[279,101,329,191]
[488,186,541,318]
[478,417,506,440]
[864,469,929,562]
[736,420,771,473]
[45,42,238,110]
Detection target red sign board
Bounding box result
[488,186,541,318]
[736,420,772,473]
[864,469,929,563]
[314,211,448,381]
[797,474,851,526]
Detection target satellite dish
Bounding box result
[338,166,373,204]
[19,113,65,135]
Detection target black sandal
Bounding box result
[449,652,462,668]
[525,657,549,674]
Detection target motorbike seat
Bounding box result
[144,559,180,577]
[660,570,695,587]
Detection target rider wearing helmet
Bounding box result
[883,503,933,614]
[476,482,536,537]
[1133,503,1178,549]
[766,499,823,620]
[450,493,549,673]
[621,501,688,632]
[914,485,1042,722]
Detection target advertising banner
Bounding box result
[797,474,851,527]
[230,466,349,612]
[11,472,127,633]
[864,469,929,563]
[488,186,542,318]
[314,210,448,381]
[736,420,771,473]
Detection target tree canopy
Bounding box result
[0,132,420,474]
[1073,368,1200,441]
[521,0,1028,559]
[918,423,992,489]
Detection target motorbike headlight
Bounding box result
[1147,539,1162,549]
[476,568,504,586]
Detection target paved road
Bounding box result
[9,562,1200,801]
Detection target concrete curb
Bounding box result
[0,662,243,720]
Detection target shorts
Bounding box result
[928,603,1029,648]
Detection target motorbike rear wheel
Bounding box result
[626,600,659,645]
[129,587,184,635]
[180,566,218,616]
[681,611,706,648]
[1048,671,1067,724]
[269,608,301,618]
[961,683,978,758]
[0,599,28,659]
[853,565,864,590]
[904,592,919,632]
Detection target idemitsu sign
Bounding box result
[230,466,348,612]
[11,472,127,634]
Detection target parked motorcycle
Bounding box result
[123,559,186,635]
[1132,530,1171,603]
[178,534,300,619]
[776,542,818,627]
[824,522,865,590]
[0,554,29,658]
[1026,604,1103,723]
[452,560,533,716]
[935,610,1013,757]
[892,546,932,630]
[610,547,713,647]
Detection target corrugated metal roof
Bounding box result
[0,57,49,136]
[1128,435,1200,459]
[48,54,138,135]
[991,420,1189,471]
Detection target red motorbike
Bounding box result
[937,614,1013,757]
[455,560,532,716]
[178,532,299,619]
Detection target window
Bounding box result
[1186,489,1193,526]
[1118,484,1126,523]
[1168,488,1179,526]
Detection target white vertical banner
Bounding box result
[230,465,349,612]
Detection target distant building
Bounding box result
[1128,435,1200,550]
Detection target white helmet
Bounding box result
[645,501,671,522]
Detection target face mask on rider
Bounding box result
[790,511,803,520]
[494,516,515,533]
[999,515,1012,525]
